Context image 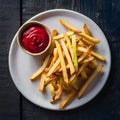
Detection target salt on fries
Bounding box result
[30,19,105,109]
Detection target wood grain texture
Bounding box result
[0,0,21,120]
[0,0,120,119]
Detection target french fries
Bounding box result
[30,19,105,109]
[78,65,103,98]
[53,31,74,40]
[83,23,91,36]
[59,90,76,110]
[72,35,78,71]
[55,40,69,84]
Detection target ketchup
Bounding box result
[22,26,49,53]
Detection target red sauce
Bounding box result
[22,26,49,53]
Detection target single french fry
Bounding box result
[78,32,100,43]
[59,19,82,33]
[49,30,58,54]
[53,31,74,40]
[47,58,60,76]
[78,65,103,98]
[39,73,45,92]
[82,38,95,46]
[61,40,75,75]
[59,90,76,110]
[48,84,55,97]
[55,41,69,84]
[72,35,78,71]
[64,33,74,61]
[83,24,91,36]
[91,51,105,62]
[30,55,50,80]
[77,46,87,52]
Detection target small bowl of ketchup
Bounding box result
[17,21,51,56]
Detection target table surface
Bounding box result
[0,0,120,120]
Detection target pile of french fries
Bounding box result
[30,19,105,110]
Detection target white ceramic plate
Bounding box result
[9,9,111,110]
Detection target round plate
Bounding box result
[9,9,111,110]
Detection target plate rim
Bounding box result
[8,9,111,110]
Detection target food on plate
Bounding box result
[83,23,91,36]
[30,19,105,109]
[77,65,103,98]
[59,19,82,33]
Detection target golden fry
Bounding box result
[83,23,91,36]
[30,55,50,80]
[64,33,74,61]
[72,35,78,71]
[47,58,60,76]
[59,19,82,33]
[78,65,103,98]
[91,51,105,62]
[53,31,74,40]
[59,90,76,110]
[39,73,46,92]
[78,32,100,43]
[82,38,95,46]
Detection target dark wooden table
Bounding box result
[0,0,120,120]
